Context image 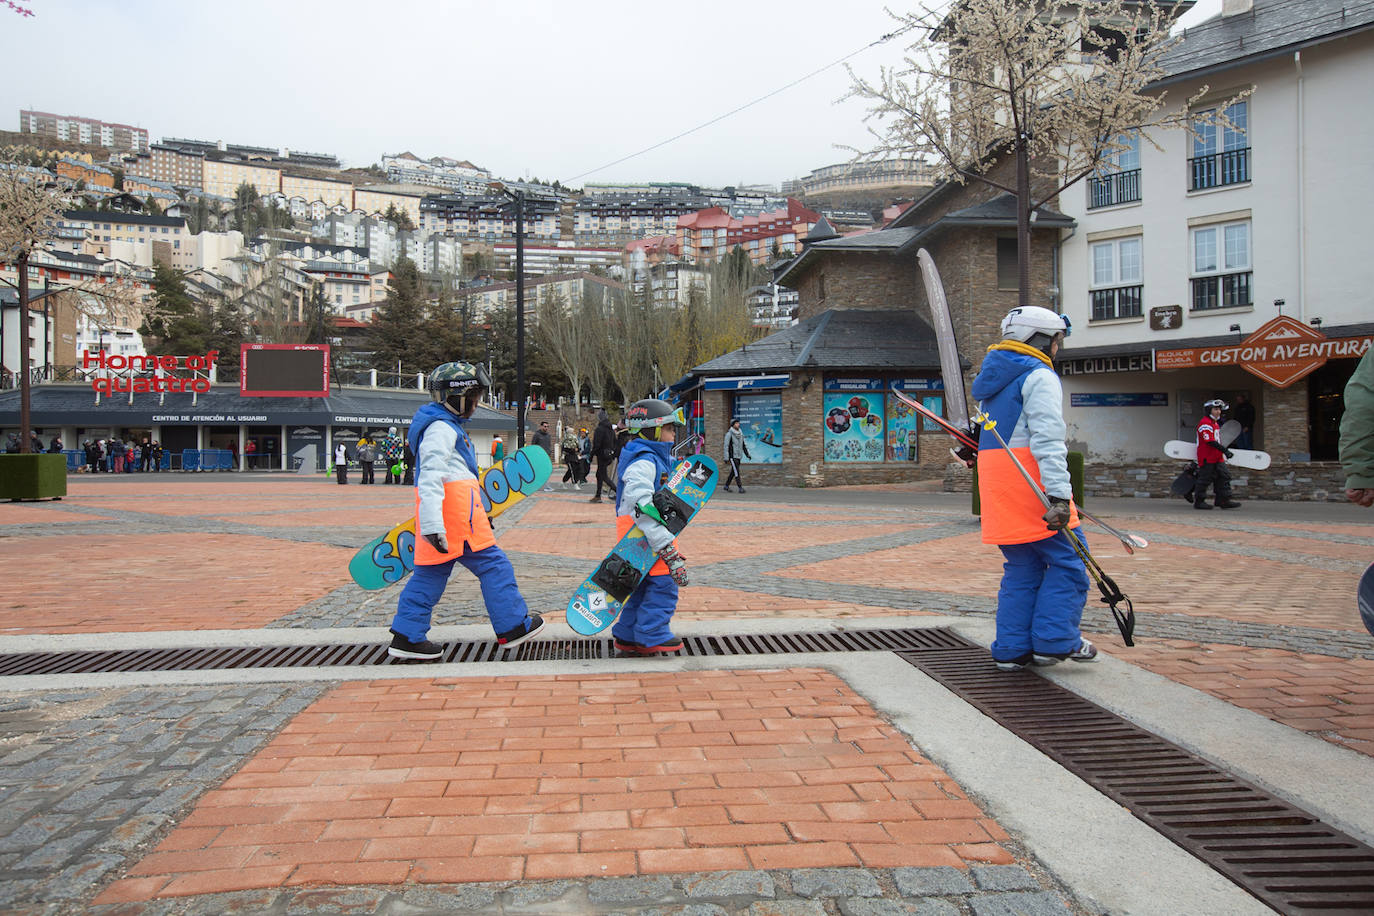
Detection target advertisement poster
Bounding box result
[824,390,885,462]
[735,393,782,464]
[886,397,919,461]
[920,395,945,432]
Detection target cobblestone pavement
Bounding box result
[1,474,1371,913]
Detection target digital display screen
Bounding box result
[240,344,330,397]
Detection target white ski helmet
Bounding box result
[1204,398,1229,411]
[1000,306,1071,343]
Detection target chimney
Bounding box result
[1222,0,1253,15]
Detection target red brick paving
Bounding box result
[1102,639,1374,758]
[0,534,352,633]
[94,669,1007,903]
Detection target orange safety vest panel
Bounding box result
[414,478,496,565]
[978,447,1080,546]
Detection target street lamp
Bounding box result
[489,182,527,447]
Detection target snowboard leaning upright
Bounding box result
[348,444,553,590]
[566,454,718,636]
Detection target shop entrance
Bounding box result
[1308,360,1355,461]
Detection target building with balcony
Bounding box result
[1057,0,1374,474]
[19,110,149,152]
[418,194,561,240]
[677,199,820,266]
[382,153,492,193]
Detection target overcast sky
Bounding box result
[6,0,1222,190]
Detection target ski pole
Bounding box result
[971,407,1136,646]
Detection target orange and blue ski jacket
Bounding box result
[970,341,1080,546]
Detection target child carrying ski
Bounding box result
[971,307,1096,671]
[610,398,691,655]
[388,361,544,661]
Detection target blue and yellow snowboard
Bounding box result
[348,445,553,590]
[566,455,717,636]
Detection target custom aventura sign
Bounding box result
[1156,316,1373,388]
[81,350,218,395]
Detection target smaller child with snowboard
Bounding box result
[611,398,691,655]
[388,361,544,661]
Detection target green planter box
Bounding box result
[0,453,68,500]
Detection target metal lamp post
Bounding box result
[490,183,527,448]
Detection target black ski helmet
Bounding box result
[625,398,684,441]
[428,361,491,416]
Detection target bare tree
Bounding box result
[1,153,70,450]
[2,152,144,447]
[533,288,599,413]
[849,0,1245,306]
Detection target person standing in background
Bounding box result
[334,441,349,485]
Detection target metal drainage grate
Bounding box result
[0,626,975,678]
[898,647,1374,916]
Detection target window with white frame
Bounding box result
[1088,133,1141,208]
[1190,221,1251,311]
[1088,236,1143,320]
[1190,100,1249,190]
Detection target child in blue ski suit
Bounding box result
[610,399,691,655]
[971,307,1096,671]
[387,361,544,661]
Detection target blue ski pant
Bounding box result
[990,531,1090,662]
[611,572,678,646]
[391,543,530,642]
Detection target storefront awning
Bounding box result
[702,375,790,391]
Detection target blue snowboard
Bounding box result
[1360,562,1374,637]
[566,455,718,636]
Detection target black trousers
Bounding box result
[361,461,375,484]
[725,457,742,489]
[336,463,348,485]
[594,457,614,497]
[1194,461,1232,503]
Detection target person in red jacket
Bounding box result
[1194,398,1241,510]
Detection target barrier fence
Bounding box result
[62,448,239,472]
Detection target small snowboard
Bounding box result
[1164,441,1271,470]
[348,445,553,590]
[1360,562,1374,637]
[1170,461,1199,501]
[566,454,718,636]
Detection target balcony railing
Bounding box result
[1089,285,1143,321]
[1086,169,1141,209]
[1189,147,1250,190]
[1191,271,1252,311]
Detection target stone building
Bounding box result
[690,155,1071,487]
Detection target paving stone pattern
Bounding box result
[0,684,327,913]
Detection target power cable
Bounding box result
[562,23,919,185]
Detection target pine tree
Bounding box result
[367,256,428,375]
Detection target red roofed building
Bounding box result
[676,199,820,266]
[623,235,680,271]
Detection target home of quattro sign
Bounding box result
[81,349,219,395]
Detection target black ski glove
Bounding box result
[423,531,449,553]
[1042,496,1072,531]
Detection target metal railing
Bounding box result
[1086,169,1141,209]
[1089,285,1143,321]
[1191,271,1252,311]
[1189,147,1249,190]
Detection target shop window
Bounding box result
[823,379,886,462]
[733,393,782,464]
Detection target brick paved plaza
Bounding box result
[1,474,1371,914]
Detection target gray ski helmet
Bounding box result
[428,361,490,413]
[625,398,685,440]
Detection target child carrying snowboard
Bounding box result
[610,398,691,655]
[388,361,544,661]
